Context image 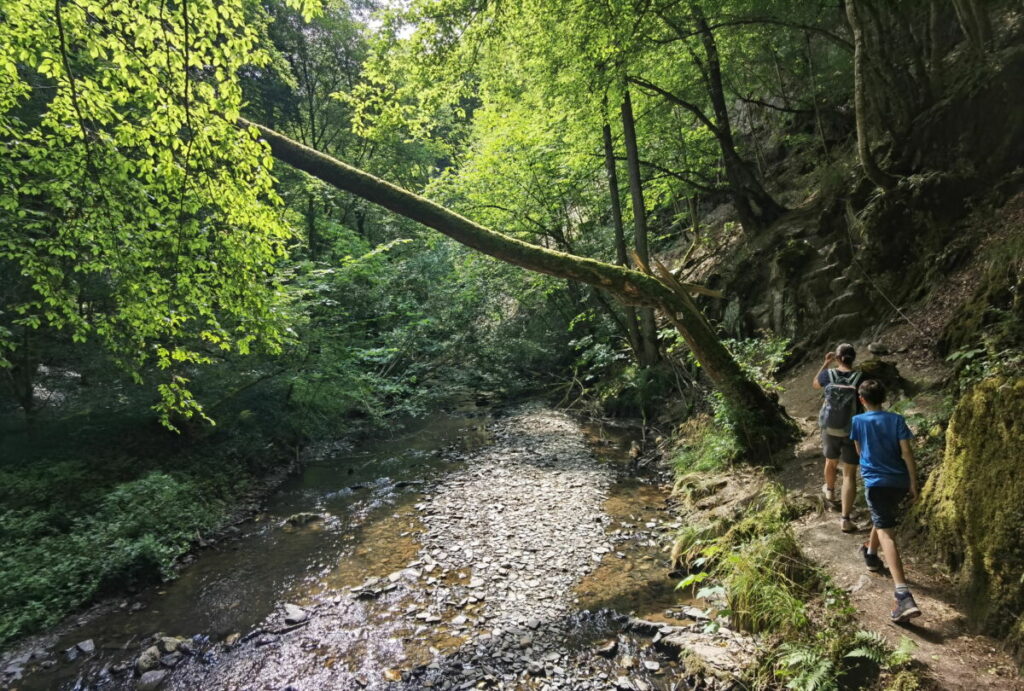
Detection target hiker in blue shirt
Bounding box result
[812,343,862,532]
[849,379,922,623]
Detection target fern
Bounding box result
[777,643,837,691]
[845,629,889,665]
[845,630,916,670]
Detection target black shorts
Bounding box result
[821,431,859,465]
[865,486,908,529]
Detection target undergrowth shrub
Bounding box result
[671,481,920,688]
[0,471,222,646]
[672,333,790,472]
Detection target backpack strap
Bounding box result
[830,369,860,386]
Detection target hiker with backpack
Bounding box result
[812,343,862,532]
[849,379,922,623]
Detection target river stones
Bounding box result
[282,603,308,625]
[137,669,167,690]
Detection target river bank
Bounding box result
[4,404,729,690]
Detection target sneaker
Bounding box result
[891,591,922,623]
[859,544,883,572]
[841,516,858,533]
[822,484,837,503]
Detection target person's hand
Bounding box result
[823,351,836,365]
[907,485,919,504]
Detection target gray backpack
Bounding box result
[819,369,862,437]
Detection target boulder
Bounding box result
[135,646,161,675]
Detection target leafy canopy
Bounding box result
[0,0,317,423]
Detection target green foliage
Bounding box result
[671,482,813,632]
[672,408,743,474]
[723,333,791,393]
[673,333,789,472]
[669,479,919,688]
[0,470,223,644]
[0,0,322,424]
[774,629,917,690]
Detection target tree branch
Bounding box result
[626,76,720,136]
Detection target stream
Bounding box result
[4,403,703,691]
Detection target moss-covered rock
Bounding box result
[911,377,1024,653]
[858,358,904,397]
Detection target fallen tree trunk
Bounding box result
[241,119,796,454]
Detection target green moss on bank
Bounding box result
[912,377,1024,652]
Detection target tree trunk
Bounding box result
[951,0,990,56]
[844,0,899,191]
[241,119,796,454]
[689,3,787,229]
[305,193,319,259]
[619,92,661,368]
[602,120,643,360]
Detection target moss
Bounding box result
[912,377,1024,653]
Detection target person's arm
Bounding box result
[812,352,836,389]
[900,439,918,502]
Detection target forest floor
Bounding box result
[775,347,1023,690]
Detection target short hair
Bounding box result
[859,379,886,405]
[836,343,856,367]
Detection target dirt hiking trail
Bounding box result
[776,348,1023,690]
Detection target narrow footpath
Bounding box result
[776,351,1023,690]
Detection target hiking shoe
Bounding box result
[859,544,883,572]
[822,484,837,503]
[841,517,858,533]
[891,591,922,623]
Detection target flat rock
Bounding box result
[137,670,168,690]
[283,603,308,625]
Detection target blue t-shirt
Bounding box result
[849,411,913,487]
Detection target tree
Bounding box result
[243,120,796,453]
[844,0,898,191]
[0,0,318,421]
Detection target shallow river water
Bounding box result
[5,403,699,690]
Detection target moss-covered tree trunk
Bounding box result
[243,119,796,454]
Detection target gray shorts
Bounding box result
[821,431,859,464]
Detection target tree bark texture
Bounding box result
[619,92,661,367]
[242,119,796,453]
